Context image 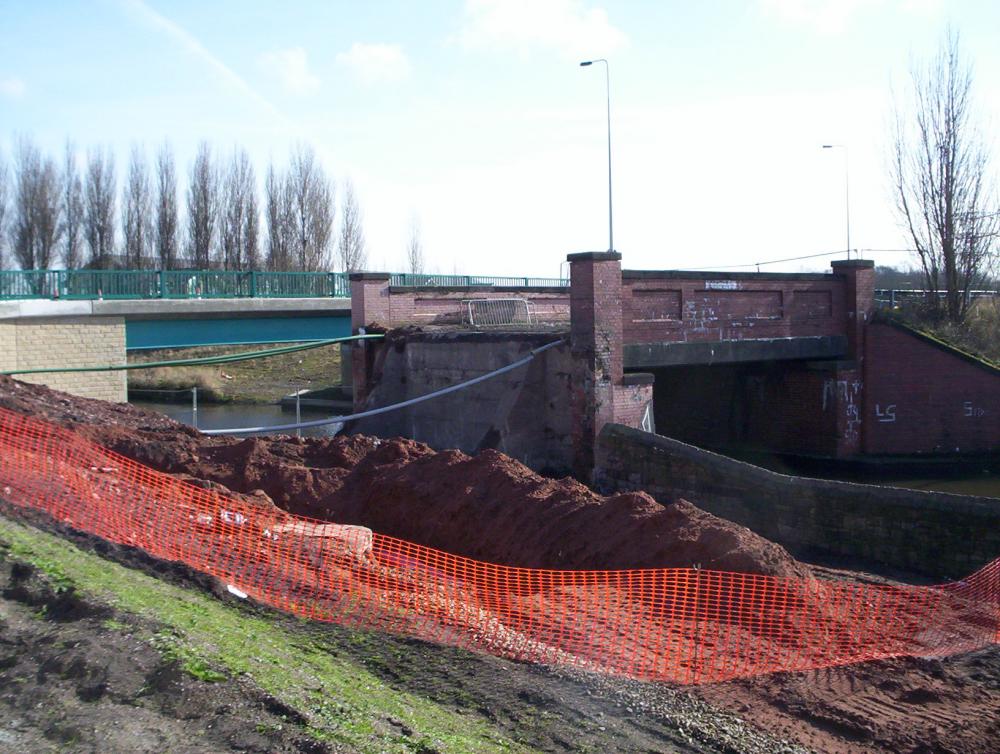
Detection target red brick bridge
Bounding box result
[349,253,999,479]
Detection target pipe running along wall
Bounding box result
[0,334,384,376]
[200,339,566,435]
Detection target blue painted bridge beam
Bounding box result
[125,314,352,350]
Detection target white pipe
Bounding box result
[201,339,565,436]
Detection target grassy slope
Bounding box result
[0,515,521,754]
[126,343,344,403]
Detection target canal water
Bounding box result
[130,400,343,437]
[731,449,1000,499]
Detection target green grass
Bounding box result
[127,343,344,404]
[0,516,523,754]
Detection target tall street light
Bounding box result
[580,59,613,253]
[822,144,851,258]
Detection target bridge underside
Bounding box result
[126,314,351,350]
[623,335,848,369]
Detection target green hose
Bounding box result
[1,334,382,376]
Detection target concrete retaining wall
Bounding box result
[349,332,574,474]
[597,423,1000,578]
[0,316,127,402]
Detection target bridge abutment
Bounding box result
[0,314,126,402]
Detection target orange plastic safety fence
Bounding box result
[0,406,997,685]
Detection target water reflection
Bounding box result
[130,400,343,438]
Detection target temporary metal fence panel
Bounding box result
[0,406,997,685]
[464,298,534,327]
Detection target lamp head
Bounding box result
[580,61,593,66]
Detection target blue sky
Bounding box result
[2,0,999,276]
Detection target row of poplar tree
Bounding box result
[0,138,371,273]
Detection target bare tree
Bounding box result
[187,141,218,269]
[154,143,179,269]
[61,141,85,269]
[337,178,366,272]
[220,148,259,270]
[84,147,116,268]
[122,145,152,269]
[265,162,290,271]
[891,31,1000,322]
[10,136,62,270]
[406,214,424,274]
[287,144,334,271]
[0,150,8,269]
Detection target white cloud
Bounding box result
[457,0,627,61]
[0,76,25,98]
[758,0,879,33]
[260,47,321,94]
[336,43,411,85]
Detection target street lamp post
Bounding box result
[580,59,613,253]
[822,144,851,258]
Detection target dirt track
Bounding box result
[1,375,999,753]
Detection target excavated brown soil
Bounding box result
[0,375,805,578]
[4,376,1000,754]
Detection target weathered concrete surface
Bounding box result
[348,331,573,474]
[597,423,1000,578]
[624,335,847,368]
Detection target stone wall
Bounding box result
[0,316,127,402]
[597,423,1000,578]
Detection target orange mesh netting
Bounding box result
[0,406,997,684]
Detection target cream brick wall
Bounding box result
[0,323,16,373]
[5,316,127,402]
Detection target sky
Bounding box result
[2,0,1000,277]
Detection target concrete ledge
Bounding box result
[567,251,622,262]
[622,372,655,386]
[389,285,568,294]
[348,272,391,281]
[95,298,351,319]
[0,300,95,319]
[623,335,848,368]
[622,269,835,281]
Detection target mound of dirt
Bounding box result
[0,376,806,578]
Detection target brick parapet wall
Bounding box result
[620,271,847,346]
[386,288,570,326]
[597,423,1000,578]
[1,317,127,402]
[863,320,1000,455]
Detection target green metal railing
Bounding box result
[389,273,568,288]
[0,269,351,301]
[0,269,567,301]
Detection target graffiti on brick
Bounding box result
[963,401,986,418]
[823,378,863,442]
[875,404,897,423]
